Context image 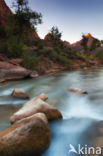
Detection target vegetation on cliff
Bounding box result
[0,0,102,73]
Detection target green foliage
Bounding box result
[7,40,26,58]
[0,27,7,39]
[21,52,39,70]
[90,39,100,51]
[41,46,69,65]
[41,46,54,57]
[96,50,103,61]
[7,0,42,42]
[81,34,88,51]
[0,40,8,54]
[0,35,26,58]
[50,26,62,42]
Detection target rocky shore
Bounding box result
[0,92,62,156]
[0,54,102,83]
[0,57,39,83]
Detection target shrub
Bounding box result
[41,46,70,65]
[41,46,54,57]
[21,52,39,70]
[7,40,26,58]
[0,40,8,54]
[96,50,103,61]
[0,27,7,39]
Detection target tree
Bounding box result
[50,26,62,42]
[8,0,42,41]
[90,39,101,51]
[81,34,88,52]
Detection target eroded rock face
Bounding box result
[0,113,50,156]
[0,68,31,83]
[10,94,62,124]
[11,89,30,99]
[0,0,12,26]
[0,61,39,82]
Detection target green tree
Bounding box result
[8,0,42,41]
[90,39,100,51]
[81,34,88,52]
[50,26,62,42]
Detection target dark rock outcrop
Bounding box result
[0,113,50,156]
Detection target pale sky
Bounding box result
[5,0,103,43]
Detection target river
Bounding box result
[0,67,103,156]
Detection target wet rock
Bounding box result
[30,71,39,78]
[69,88,88,95]
[10,95,62,124]
[0,113,50,156]
[11,89,30,99]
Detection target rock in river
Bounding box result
[69,88,88,95]
[0,113,50,156]
[10,94,62,124]
[11,89,30,99]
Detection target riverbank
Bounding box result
[0,53,102,83]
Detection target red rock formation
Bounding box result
[44,33,52,41]
[33,31,40,39]
[86,33,94,49]
[70,33,95,52]
[0,0,12,26]
[63,41,71,48]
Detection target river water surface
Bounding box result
[0,67,103,156]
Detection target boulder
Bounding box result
[30,71,39,78]
[10,95,62,124]
[30,93,48,101]
[0,61,39,82]
[11,89,30,99]
[69,88,88,95]
[0,68,31,83]
[0,113,50,156]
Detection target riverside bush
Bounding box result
[96,50,103,61]
[21,52,39,70]
[7,40,26,58]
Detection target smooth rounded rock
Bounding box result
[0,113,50,156]
[11,89,30,99]
[10,95,62,124]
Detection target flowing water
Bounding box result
[0,67,103,155]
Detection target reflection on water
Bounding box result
[0,67,103,155]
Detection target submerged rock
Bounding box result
[10,94,62,124]
[11,89,30,99]
[0,113,50,156]
[69,88,88,95]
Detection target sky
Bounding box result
[5,0,103,43]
